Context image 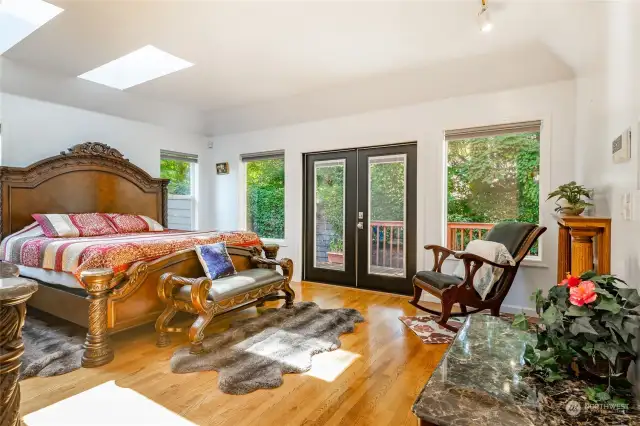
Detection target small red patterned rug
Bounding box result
[399,312,522,345]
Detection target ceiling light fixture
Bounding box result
[478,0,493,33]
[0,0,63,55]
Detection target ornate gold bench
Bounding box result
[155,245,294,354]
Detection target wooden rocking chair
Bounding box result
[410,222,546,331]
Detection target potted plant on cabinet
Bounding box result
[513,272,640,404]
[547,181,593,215]
[327,238,344,265]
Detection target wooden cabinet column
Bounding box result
[554,215,611,282]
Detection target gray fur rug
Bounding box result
[20,316,84,380]
[170,302,365,394]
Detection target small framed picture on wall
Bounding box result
[216,162,229,175]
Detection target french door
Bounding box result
[303,144,417,295]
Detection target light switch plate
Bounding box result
[622,190,640,221]
[622,192,632,221]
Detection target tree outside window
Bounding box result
[447,131,540,255]
[246,158,285,239]
[160,159,192,196]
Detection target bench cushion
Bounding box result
[176,269,283,303]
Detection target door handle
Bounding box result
[357,222,364,229]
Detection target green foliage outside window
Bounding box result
[160,159,191,195]
[316,164,345,241]
[447,132,540,254]
[316,160,405,249]
[370,161,405,222]
[246,158,285,239]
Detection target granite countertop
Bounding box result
[412,315,639,426]
[0,277,38,301]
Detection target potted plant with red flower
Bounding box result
[513,271,640,403]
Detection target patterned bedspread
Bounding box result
[0,223,262,287]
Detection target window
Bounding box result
[78,45,193,90]
[160,150,198,230]
[242,151,285,240]
[445,121,541,257]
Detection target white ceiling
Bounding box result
[1,0,637,135]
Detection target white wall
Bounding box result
[0,93,213,230]
[211,80,577,313]
[573,2,640,290]
[574,75,640,287]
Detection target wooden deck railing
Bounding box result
[369,221,495,268]
[371,220,404,268]
[446,222,493,251]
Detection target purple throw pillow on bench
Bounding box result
[194,242,236,280]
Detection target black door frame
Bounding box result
[356,144,417,295]
[302,142,417,295]
[303,150,358,287]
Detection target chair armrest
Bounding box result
[158,272,192,303]
[157,273,212,313]
[250,256,294,284]
[453,252,514,269]
[251,256,283,268]
[189,277,213,313]
[424,244,457,256]
[424,244,458,272]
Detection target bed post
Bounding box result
[80,269,115,368]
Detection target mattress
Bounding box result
[1,223,262,290]
[18,265,83,289]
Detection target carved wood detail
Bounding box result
[0,141,169,237]
[62,142,127,160]
[0,289,36,426]
[80,269,115,368]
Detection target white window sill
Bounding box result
[444,257,548,268]
[260,238,288,248]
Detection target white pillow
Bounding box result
[452,240,515,300]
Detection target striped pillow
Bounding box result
[32,213,117,238]
[103,214,164,233]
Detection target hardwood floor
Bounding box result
[20,281,448,426]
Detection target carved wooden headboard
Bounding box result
[0,142,169,237]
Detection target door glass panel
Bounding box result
[314,159,346,270]
[368,154,406,277]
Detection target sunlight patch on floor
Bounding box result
[241,329,361,382]
[23,380,196,426]
[303,349,361,382]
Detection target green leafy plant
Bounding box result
[246,158,285,239]
[160,159,191,195]
[546,181,593,214]
[328,238,344,253]
[447,132,540,255]
[513,272,640,402]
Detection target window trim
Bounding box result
[161,150,198,230]
[239,151,286,241]
[442,119,547,263]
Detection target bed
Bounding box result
[0,142,272,368]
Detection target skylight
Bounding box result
[78,45,194,90]
[0,0,63,55]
